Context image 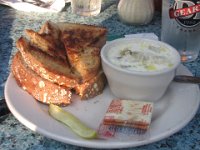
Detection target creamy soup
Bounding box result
[107,41,175,72]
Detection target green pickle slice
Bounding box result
[49,104,98,139]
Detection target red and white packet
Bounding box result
[98,99,153,140]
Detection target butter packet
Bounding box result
[103,99,153,130]
[98,99,153,139]
[98,123,149,140]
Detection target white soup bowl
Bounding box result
[101,38,181,102]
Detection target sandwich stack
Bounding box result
[11,21,107,106]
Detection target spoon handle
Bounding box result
[174,75,200,84]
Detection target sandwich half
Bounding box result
[11,52,72,106]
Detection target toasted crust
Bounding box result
[39,21,107,48]
[11,52,72,106]
[61,23,107,82]
[25,22,66,61]
[17,37,81,88]
[38,21,60,35]
[61,24,107,48]
[74,71,107,100]
[66,46,101,82]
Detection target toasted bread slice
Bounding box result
[11,52,72,106]
[39,21,106,48]
[74,71,107,100]
[17,37,81,88]
[66,46,101,83]
[25,22,66,60]
[60,23,107,82]
[38,21,60,35]
[60,23,107,48]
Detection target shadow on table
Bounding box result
[101,0,119,12]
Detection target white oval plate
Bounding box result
[5,65,200,149]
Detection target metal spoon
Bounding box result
[174,75,200,84]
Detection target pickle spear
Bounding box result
[48,104,97,139]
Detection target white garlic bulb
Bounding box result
[118,0,155,25]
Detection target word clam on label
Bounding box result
[161,0,200,62]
